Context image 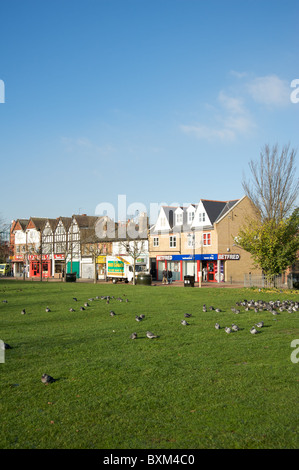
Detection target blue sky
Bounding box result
[0,0,298,226]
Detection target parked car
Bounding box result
[0,263,11,276]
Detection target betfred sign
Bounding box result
[218,253,240,260]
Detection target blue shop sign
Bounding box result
[169,254,218,261]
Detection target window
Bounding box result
[199,212,206,223]
[169,236,176,248]
[187,233,195,248]
[153,237,159,247]
[176,213,183,225]
[203,233,211,246]
[188,212,195,224]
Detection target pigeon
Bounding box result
[73,298,77,301]
[80,306,85,311]
[135,315,142,322]
[110,311,116,316]
[84,302,89,307]
[21,309,26,315]
[181,320,189,326]
[2,300,8,303]
[231,324,240,331]
[69,308,75,312]
[139,314,145,319]
[146,331,158,339]
[88,298,94,302]
[215,323,220,329]
[256,321,264,328]
[130,332,137,339]
[41,373,56,384]
[225,327,232,334]
[250,326,259,334]
[45,307,51,312]
[215,308,222,313]
[184,313,192,318]
[209,306,215,311]
[1,342,12,350]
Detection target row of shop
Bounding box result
[152,253,241,283]
[11,254,108,279]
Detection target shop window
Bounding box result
[153,237,159,247]
[203,233,211,246]
[169,236,176,248]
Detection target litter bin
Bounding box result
[184,275,195,287]
[66,272,77,282]
[136,273,152,285]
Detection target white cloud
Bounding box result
[180,90,255,142]
[246,75,290,106]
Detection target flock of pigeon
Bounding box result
[1,294,298,384]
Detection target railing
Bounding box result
[244,273,294,289]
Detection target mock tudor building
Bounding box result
[149,196,262,283]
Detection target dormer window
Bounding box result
[176,213,183,225]
[198,212,206,223]
[188,211,195,224]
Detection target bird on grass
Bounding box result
[110,311,116,317]
[250,326,259,334]
[130,332,137,339]
[1,342,12,350]
[135,315,143,322]
[146,331,158,339]
[215,308,222,313]
[73,297,77,301]
[41,373,56,384]
[84,302,89,307]
[231,324,240,331]
[21,309,26,315]
[181,320,189,326]
[69,308,75,312]
[2,300,8,303]
[215,323,220,329]
[45,307,51,312]
[80,306,85,311]
[184,313,192,318]
[225,327,232,334]
[256,321,264,328]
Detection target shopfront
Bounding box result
[156,254,219,282]
[53,254,65,279]
[29,254,51,278]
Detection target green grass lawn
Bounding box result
[0,280,298,449]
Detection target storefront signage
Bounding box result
[29,254,50,261]
[157,255,173,261]
[54,254,65,260]
[218,254,240,260]
[13,255,24,261]
[96,256,106,264]
[157,254,218,261]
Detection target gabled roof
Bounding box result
[56,217,72,231]
[201,200,233,225]
[13,219,29,231]
[27,217,49,231]
[72,215,99,228]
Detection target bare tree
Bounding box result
[119,239,148,285]
[242,143,299,223]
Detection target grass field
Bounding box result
[0,280,298,449]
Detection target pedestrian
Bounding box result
[162,268,168,284]
[202,266,207,282]
[167,269,173,284]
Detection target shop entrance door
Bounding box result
[207,261,217,282]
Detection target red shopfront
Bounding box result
[29,254,51,278]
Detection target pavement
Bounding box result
[1,276,244,288]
